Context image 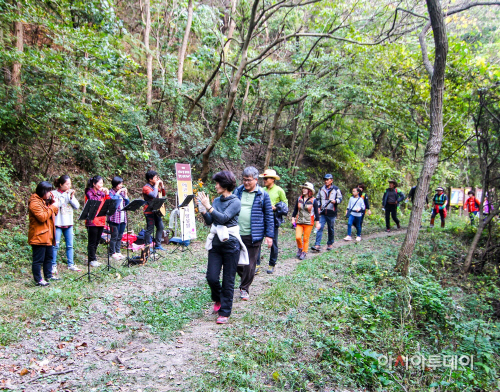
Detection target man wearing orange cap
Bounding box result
[259,169,288,274]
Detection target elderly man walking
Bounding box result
[234,167,274,300]
[259,169,288,274]
[311,174,342,252]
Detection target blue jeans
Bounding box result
[347,215,362,237]
[109,221,126,254]
[315,214,336,246]
[53,226,74,267]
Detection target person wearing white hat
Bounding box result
[259,169,288,274]
[291,183,321,260]
[430,187,448,228]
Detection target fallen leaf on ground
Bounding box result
[19,368,29,376]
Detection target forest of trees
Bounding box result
[0,0,499,269]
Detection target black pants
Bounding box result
[144,213,164,246]
[237,235,262,293]
[385,204,400,229]
[87,226,104,263]
[206,237,240,317]
[32,245,53,283]
[109,222,126,254]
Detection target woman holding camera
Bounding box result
[28,181,60,286]
[85,176,109,267]
[52,175,82,274]
[197,170,244,325]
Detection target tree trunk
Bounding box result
[177,0,193,87]
[236,78,251,141]
[463,208,495,274]
[395,0,448,276]
[12,1,23,106]
[200,0,259,181]
[287,100,304,169]
[264,100,286,168]
[144,0,153,106]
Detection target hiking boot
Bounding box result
[386,229,391,233]
[343,236,352,241]
[36,279,49,287]
[311,245,321,253]
[216,316,229,324]
[89,260,101,267]
[296,248,303,259]
[68,264,82,272]
[240,289,249,301]
[397,223,401,229]
[213,302,221,313]
[299,251,306,260]
[267,266,274,274]
[255,266,261,275]
[429,224,434,228]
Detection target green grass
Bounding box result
[0,216,211,345]
[192,223,500,391]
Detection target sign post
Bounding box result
[175,163,197,240]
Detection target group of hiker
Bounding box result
[27,169,493,324]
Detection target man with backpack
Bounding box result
[234,167,274,300]
[382,180,405,232]
[260,169,288,274]
[311,174,342,252]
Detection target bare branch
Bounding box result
[418,22,433,77]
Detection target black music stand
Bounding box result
[171,195,194,254]
[77,200,102,282]
[121,199,147,267]
[97,199,119,273]
[145,198,167,262]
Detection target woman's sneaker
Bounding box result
[299,252,307,260]
[213,302,221,313]
[240,289,249,301]
[111,253,122,260]
[51,266,58,276]
[216,316,229,324]
[89,260,101,267]
[68,265,82,272]
[296,248,303,259]
[344,236,352,241]
[36,279,49,287]
[356,236,361,242]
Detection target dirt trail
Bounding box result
[0,228,407,391]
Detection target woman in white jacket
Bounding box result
[52,175,81,273]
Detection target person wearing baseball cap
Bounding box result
[291,183,321,260]
[259,169,288,274]
[430,187,448,228]
[382,180,405,232]
[311,174,343,252]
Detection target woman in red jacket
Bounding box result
[84,176,109,267]
[28,181,60,286]
[464,191,481,225]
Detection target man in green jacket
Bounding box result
[259,169,288,274]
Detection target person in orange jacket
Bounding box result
[84,176,110,267]
[28,181,60,286]
[464,190,481,225]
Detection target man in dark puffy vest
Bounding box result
[234,166,274,300]
[311,174,342,252]
[382,180,405,232]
